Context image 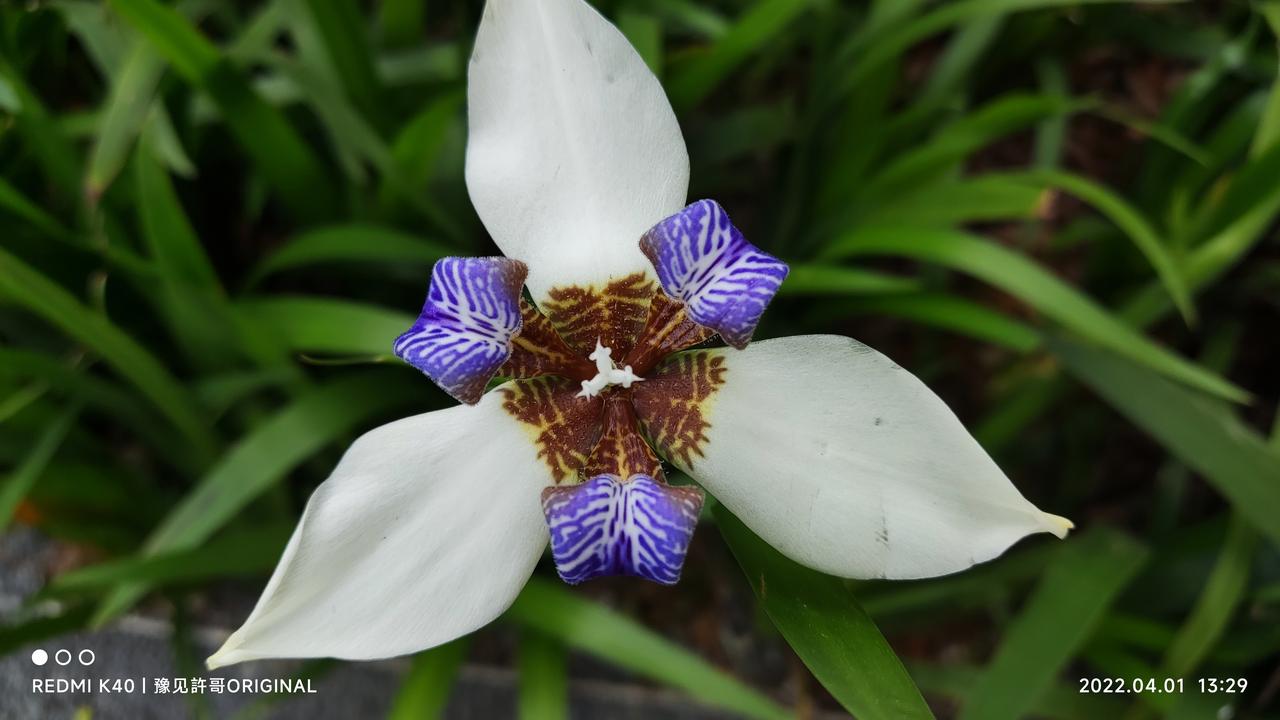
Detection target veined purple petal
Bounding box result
[640,199,788,349]
[394,257,527,404]
[542,475,704,585]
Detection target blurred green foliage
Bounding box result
[2,0,1279,717]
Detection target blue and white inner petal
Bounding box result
[542,475,704,585]
[393,257,528,405]
[640,199,789,349]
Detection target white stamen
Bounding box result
[577,342,644,398]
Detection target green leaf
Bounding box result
[821,227,1246,402]
[0,60,83,198]
[818,293,1041,353]
[0,176,75,240]
[93,371,423,625]
[908,661,1127,720]
[134,147,220,290]
[0,248,216,462]
[108,0,338,221]
[1129,515,1258,718]
[301,0,382,124]
[0,349,193,473]
[86,39,167,196]
[237,296,413,359]
[855,173,1046,228]
[667,0,813,110]
[377,0,426,49]
[135,145,249,369]
[861,94,1084,202]
[618,11,663,78]
[506,578,790,720]
[387,640,470,720]
[715,506,934,720]
[779,264,920,296]
[958,528,1148,720]
[518,630,568,720]
[1051,336,1280,546]
[1027,169,1195,323]
[0,405,80,532]
[43,524,291,595]
[839,0,1181,100]
[248,224,450,285]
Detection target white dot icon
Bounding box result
[31,649,47,666]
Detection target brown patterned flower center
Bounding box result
[499,277,724,484]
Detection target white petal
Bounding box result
[686,336,1071,580]
[207,386,551,668]
[465,0,689,302]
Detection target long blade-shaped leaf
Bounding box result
[0,405,80,532]
[958,528,1148,720]
[237,296,413,358]
[387,640,470,720]
[716,506,935,720]
[506,577,790,720]
[0,248,215,461]
[107,0,338,221]
[822,227,1246,402]
[1051,336,1280,545]
[247,224,450,285]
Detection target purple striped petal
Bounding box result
[394,257,528,404]
[640,199,788,349]
[542,474,704,585]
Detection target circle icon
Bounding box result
[54,649,72,666]
[31,649,47,666]
[78,649,95,666]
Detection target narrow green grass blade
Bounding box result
[0,60,83,197]
[249,225,449,285]
[862,94,1084,202]
[0,405,80,532]
[108,0,338,221]
[377,0,426,49]
[237,296,413,358]
[0,248,216,461]
[1127,515,1258,719]
[135,145,221,291]
[1051,336,1280,546]
[1029,169,1196,324]
[908,661,1127,720]
[779,264,919,295]
[916,16,1003,111]
[840,0,1181,99]
[518,631,568,720]
[92,372,421,625]
[716,506,935,720]
[387,640,470,720]
[261,53,459,237]
[302,0,382,123]
[0,176,76,240]
[822,227,1247,402]
[136,144,244,368]
[667,0,813,110]
[86,39,166,197]
[819,293,1042,353]
[0,349,193,474]
[42,524,291,595]
[618,11,663,78]
[855,173,1046,228]
[958,528,1148,720]
[506,578,790,720]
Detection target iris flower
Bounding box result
[208,0,1071,669]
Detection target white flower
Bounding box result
[207,0,1069,669]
